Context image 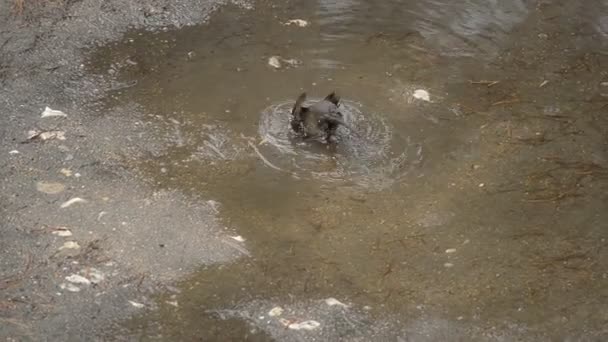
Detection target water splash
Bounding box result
[258,99,422,189]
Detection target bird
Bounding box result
[290,91,355,144]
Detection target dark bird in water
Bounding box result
[290,91,355,144]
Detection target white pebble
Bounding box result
[9,150,19,155]
[60,168,73,177]
[413,89,430,102]
[36,181,65,194]
[166,300,179,307]
[444,263,454,268]
[41,107,68,118]
[88,268,105,284]
[229,235,245,242]
[445,248,457,254]
[268,306,283,317]
[284,19,309,27]
[59,283,81,292]
[65,274,91,285]
[268,56,281,69]
[288,320,321,331]
[128,300,145,308]
[52,228,73,237]
[60,197,88,208]
[325,297,349,308]
[59,241,80,250]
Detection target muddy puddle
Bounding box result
[89,0,608,340]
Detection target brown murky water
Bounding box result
[91,0,608,340]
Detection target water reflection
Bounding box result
[316,0,530,56]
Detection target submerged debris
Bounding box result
[325,298,349,308]
[288,320,321,331]
[87,268,105,284]
[128,300,145,308]
[60,168,73,177]
[65,274,91,285]
[97,211,107,221]
[59,283,81,292]
[36,181,66,194]
[41,107,68,118]
[59,241,80,250]
[268,56,282,69]
[284,19,309,27]
[166,300,179,307]
[51,227,73,237]
[60,197,88,208]
[26,130,66,142]
[229,235,245,242]
[268,306,284,317]
[267,56,301,69]
[54,241,81,258]
[469,80,499,87]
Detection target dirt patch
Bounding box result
[0,0,252,340]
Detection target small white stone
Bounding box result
[413,89,430,102]
[59,241,80,250]
[166,300,179,307]
[41,107,68,118]
[268,56,281,69]
[268,306,283,317]
[284,19,309,27]
[444,263,454,268]
[288,320,320,331]
[65,274,91,285]
[60,168,73,177]
[445,248,457,254]
[128,301,145,308]
[36,181,66,194]
[52,228,72,237]
[325,297,349,308]
[59,283,81,292]
[88,268,105,284]
[229,235,245,242]
[9,150,19,155]
[60,197,88,208]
